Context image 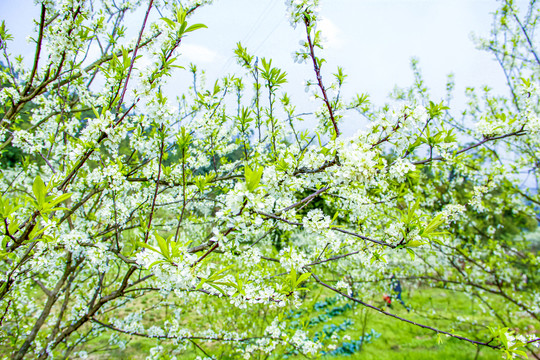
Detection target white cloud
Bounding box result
[180,43,222,64]
[318,16,344,49]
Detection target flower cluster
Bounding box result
[303,209,331,234]
[284,0,320,28]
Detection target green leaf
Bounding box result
[207,283,227,296]
[330,210,340,226]
[194,173,215,192]
[8,220,18,235]
[184,23,208,33]
[175,6,186,24]
[28,222,48,241]
[195,278,207,290]
[212,281,236,288]
[406,240,425,247]
[48,193,72,208]
[136,241,159,254]
[0,21,14,42]
[208,265,234,281]
[213,79,221,95]
[160,17,176,29]
[245,165,263,192]
[32,176,47,208]
[427,100,449,118]
[424,214,445,235]
[155,232,170,260]
[287,267,297,289]
[178,22,187,35]
[148,260,166,269]
[295,272,312,287]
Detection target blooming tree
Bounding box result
[0,0,539,359]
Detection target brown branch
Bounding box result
[414,129,526,165]
[23,4,47,96]
[91,317,279,343]
[276,186,329,215]
[191,241,219,268]
[144,132,164,244]
[506,0,540,65]
[58,102,136,191]
[306,250,362,267]
[257,211,394,248]
[332,228,395,248]
[116,0,154,112]
[58,187,102,225]
[14,253,76,360]
[189,339,212,358]
[303,15,339,137]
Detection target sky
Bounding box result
[0,0,517,129]
[180,0,509,103]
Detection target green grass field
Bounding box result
[308,287,503,360]
[81,285,538,359]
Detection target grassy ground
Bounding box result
[308,287,503,360]
[82,286,538,359]
[317,290,500,359]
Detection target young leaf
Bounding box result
[185,23,208,33]
[32,176,47,208]
[48,193,72,208]
[161,17,176,29]
[245,165,263,192]
[155,232,170,260]
[424,214,445,235]
[295,272,312,287]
